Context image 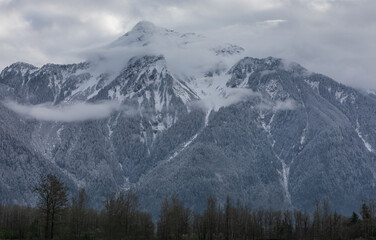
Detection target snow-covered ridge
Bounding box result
[212,44,244,56]
[101,55,198,108]
[226,57,307,88]
[2,62,37,75]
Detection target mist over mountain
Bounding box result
[1,21,376,217]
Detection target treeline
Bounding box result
[0,175,376,240]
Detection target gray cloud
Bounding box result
[195,88,259,112]
[3,100,125,122]
[258,98,299,111]
[0,0,375,90]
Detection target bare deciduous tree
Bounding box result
[34,174,68,240]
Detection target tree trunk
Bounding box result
[51,211,55,240]
[45,210,50,240]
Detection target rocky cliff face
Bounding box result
[1,21,375,217]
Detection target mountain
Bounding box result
[1,21,376,217]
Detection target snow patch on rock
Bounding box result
[356,120,374,153]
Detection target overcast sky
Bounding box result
[0,0,375,89]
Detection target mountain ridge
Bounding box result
[1,21,376,217]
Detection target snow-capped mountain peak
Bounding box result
[109,20,194,48]
[108,21,243,58]
[132,20,158,33]
[2,21,376,220]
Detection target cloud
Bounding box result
[258,98,299,111]
[257,19,288,28]
[199,88,259,112]
[3,100,127,122]
[0,0,375,90]
[273,99,299,111]
[83,24,244,79]
[189,74,259,111]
